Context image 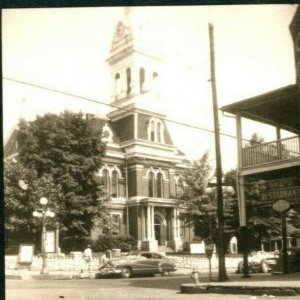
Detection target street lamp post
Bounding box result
[33,197,55,275]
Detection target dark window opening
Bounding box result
[126,68,131,96]
[139,68,145,93]
[157,173,163,198]
[150,121,155,142]
[148,172,155,197]
[111,170,118,197]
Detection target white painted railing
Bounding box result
[242,136,300,168]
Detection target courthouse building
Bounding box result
[4,9,195,253]
[221,7,300,249]
[88,9,194,252]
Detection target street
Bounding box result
[5,275,295,300]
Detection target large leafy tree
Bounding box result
[180,152,239,248]
[16,111,106,240]
[223,168,300,250]
[4,160,63,248]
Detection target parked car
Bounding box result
[237,251,279,274]
[271,247,300,273]
[98,251,177,278]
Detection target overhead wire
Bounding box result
[3,76,253,143]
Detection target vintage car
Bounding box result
[237,251,279,273]
[98,251,177,278]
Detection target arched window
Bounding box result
[153,71,159,97]
[111,170,118,197]
[150,121,155,142]
[139,68,145,93]
[148,172,155,197]
[115,73,121,99]
[157,122,161,143]
[157,173,163,198]
[176,177,184,198]
[102,169,110,193]
[126,68,131,96]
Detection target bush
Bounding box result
[119,242,132,252]
[93,235,137,252]
[182,241,190,253]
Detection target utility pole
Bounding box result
[208,23,228,282]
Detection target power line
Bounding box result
[3,76,239,141]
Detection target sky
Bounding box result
[2,5,298,171]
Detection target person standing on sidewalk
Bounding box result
[83,245,92,272]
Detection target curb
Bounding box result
[180,284,300,296]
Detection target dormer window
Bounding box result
[150,121,155,142]
[147,118,164,143]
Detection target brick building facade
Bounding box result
[86,9,194,252]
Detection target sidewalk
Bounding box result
[181,272,300,296]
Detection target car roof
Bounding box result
[129,251,165,256]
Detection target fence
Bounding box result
[5,253,242,272]
[242,136,300,168]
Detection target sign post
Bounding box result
[273,200,290,274]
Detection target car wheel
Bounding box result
[160,270,170,277]
[121,267,132,278]
[260,260,269,273]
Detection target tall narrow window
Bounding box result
[102,169,110,193]
[139,68,145,93]
[157,173,163,198]
[148,172,155,197]
[157,122,161,143]
[176,177,184,198]
[111,170,118,197]
[126,68,131,96]
[150,121,155,142]
[153,72,159,97]
[115,73,121,99]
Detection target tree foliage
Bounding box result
[15,111,107,240]
[180,152,239,248]
[4,159,63,246]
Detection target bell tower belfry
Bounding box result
[106,7,166,114]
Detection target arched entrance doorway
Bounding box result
[154,213,166,246]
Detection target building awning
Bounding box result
[221,84,300,134]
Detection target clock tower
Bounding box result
[106,7,166,116]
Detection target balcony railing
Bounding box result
[242,135,300,168]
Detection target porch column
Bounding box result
[176,208,180,239]
[236,112,246,227]
[172,208,176,240]
[151,206,155,239]
[147,206,151,240]
[276,126,282,159]
[141,206,146,240]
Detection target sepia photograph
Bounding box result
[3,3,300,299]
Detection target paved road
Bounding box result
[5,275,295,300]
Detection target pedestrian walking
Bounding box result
[82,245,92,272]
